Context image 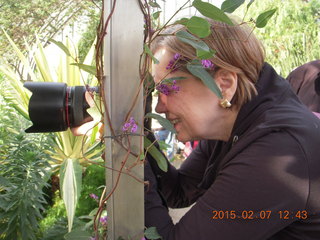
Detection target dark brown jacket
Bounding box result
[287,60,320,113]
[145,63,320,240]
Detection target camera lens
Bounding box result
[24,82,95,133]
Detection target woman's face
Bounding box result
[152,47,237,142]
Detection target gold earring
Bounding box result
[220,98,232,108]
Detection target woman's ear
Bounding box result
[214,69,238,101]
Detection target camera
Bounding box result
[24,82,98,133]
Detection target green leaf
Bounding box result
[149,1,161,8]
[158,140,171,151]
[256,8,277,28]
[60,158,83,232]
[64,229,92,240]
[221,0,245,13]
[144,137,168,172]
[196,49,215,60]
[176,30,210,52]
[152,11,161,20]
[192,0,234,25]
[186,61,222,98]
[247,0,255,10]
[175,17,189,25]
[145,226,163,240]
[49,38,71,56]
[186,16,211,38]
[144,44,159,64]
[145,113,176,133]
[70,63,97,76]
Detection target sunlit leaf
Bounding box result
[221,0,245,13]
[192,0,234,25]
[148,1,161,8]
[144,137,168,172]
[247,0,255,10]
[60,158,82,232]
[144,44,159,64]
[49,38,71,57]
[152,11,161,20]
[256,8,277,28]
[186,16,211,38]
[186,60,222,98]
[145,113,176,133]
[70,63,97,76]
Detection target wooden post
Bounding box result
[103,0,144,239]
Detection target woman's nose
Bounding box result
[155,94,167,113]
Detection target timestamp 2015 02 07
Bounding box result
[212,210,308,220]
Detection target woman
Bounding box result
[145,19,320,239]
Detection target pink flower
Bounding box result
[122,117,138,133]
[201,59,215,69]
[156,80,180,95]
[89,193,99,200]
[100,215,108,225]
[166,53,181,70]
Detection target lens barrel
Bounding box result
[24,82,94,133]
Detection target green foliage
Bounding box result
[76,164,105,216]
[0,96,52,240]
[78,10,101,63]
[0,0,100,61]
[39,191,67,235]
[0,31,103,232]
[236,0,320,76]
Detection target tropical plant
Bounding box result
[0,94,52,240]
[0,31,104,232]
[0,0,100,61]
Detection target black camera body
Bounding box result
[24,82,97,133]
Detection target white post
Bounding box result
[103,0,144,239]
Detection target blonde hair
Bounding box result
[151,19,265,107]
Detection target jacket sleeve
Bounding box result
[145,131,309,240]
[149,140,211,208]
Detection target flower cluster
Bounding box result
[201,59,215,70]
[156,80,180,96]
[122,117,138,133]
[89,193,99,200]
[100,215,108,226]
[166,53,181,70]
